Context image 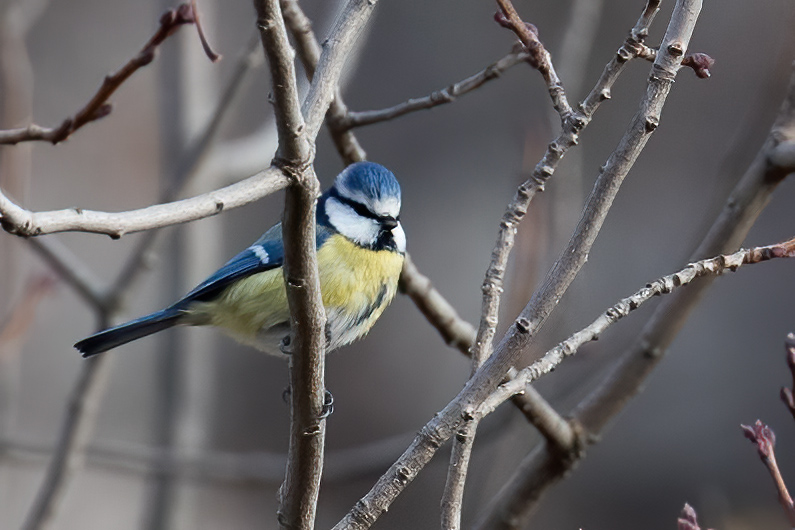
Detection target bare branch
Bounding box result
[480,237,795,419]
[338,51,529,130]
[636,44,715,78]
[742,420,795,525]
[0,167,288,238]
[473,48,795,530]
[494,0,572,120]
[300,0,379,141]
[471,0,662,369]
[781,333,795,421]
[507,376,579,453]
[440,418,477,530]
[0,3,200,146]
[280,0,366,164]
[332,4,701,527]
[254,0,327,527]
[189,0,221,62]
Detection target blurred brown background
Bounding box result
[1,0,794,528]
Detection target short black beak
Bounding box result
[381,217,399,231]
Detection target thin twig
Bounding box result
[0,4,201,146]
[742,420,795,526]
[506,370,578,453]
[440,416,477,530]
[111,32,262,297]
[18,19,260,530]
[470,0,661,369]
[189,0,221,62]
[299,0,379,142]
[280,0,367,164]
[781,333,795,421]
[678,503,712,530]
[441,4,608,523]
[338,51,529,130]
[480,237,795,418]
[333,3,699,527]
[494,0,572,121]
[473,50,795,530]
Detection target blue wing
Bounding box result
[175,223,334,306]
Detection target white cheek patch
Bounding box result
[249,245,269,264]
[326,197,380,246]
[392,223,406,253]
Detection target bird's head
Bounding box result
[319,162,406,253]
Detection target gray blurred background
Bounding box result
[1,0,794,528]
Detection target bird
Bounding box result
[75,161,406,358]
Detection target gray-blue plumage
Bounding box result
[74,162,404,358]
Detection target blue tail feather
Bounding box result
[74,309,181,358]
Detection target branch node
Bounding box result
[666,42,684,57]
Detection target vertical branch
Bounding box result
[253,0,324,528]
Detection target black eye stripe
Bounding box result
[330,188,397,224]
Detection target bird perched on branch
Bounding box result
[75,161,406,358]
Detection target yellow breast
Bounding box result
[185,234,404,352]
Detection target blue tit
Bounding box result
[75,161,406,358]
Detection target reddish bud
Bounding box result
[494,11,512,29]
[94,103,113,120]
[682,52,714,79]
[175,3,196,24]
[742,420,776,460]
[677,503,700,530]
[493,11,538,37]
[159,10,175,27]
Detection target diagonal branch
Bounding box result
[300,0,380,142]
[337,51,530,130]
[332,2,700,529]
[741,420,795,526]
[473,54,795,530]
[479,236,795,419]
[494,0,572,121]
[0,3,205,146]
[471,0,661,368]
[280,0,367,164]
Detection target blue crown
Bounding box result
[336,162,401,202]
